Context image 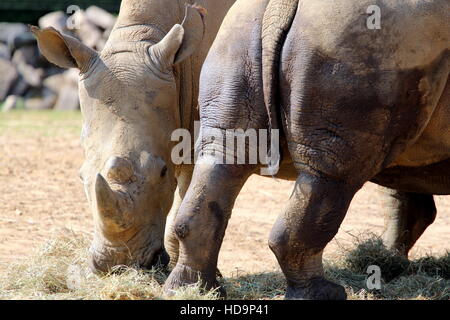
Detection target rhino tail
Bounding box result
[261,0,299,175]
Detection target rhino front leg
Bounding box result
[269,172,359,300]
[381,188,437,256]
[164,161,253,296]
[165,165,194,268]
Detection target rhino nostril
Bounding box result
[105,156,134,184]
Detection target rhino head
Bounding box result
[31,5,204,272]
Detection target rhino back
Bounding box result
[277,0,449,180]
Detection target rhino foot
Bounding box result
[285,277,347,300]
[164,263,226,298]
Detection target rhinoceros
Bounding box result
[31,0,236,272]
[163,0,449,299]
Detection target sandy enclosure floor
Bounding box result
[0,111,449,276]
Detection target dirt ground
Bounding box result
[0,111,449,277]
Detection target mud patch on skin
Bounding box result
[208,201,226,243]
[175,223,189,239]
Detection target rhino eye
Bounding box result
[105,97,115,105]
[160,166,167,178]
[78,171,85,184]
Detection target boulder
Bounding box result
[0,23,28,45]
[54,84,79,110]
[0,58,19,100]
[0,16,88,110]
[44,69,78,93]
[86,6,117,30]
[38,11,68,32]
[10,32,36,51]
[12,45,44,88]
[44,66,65,78]
[16,63,44,87]
[43,73,66,93]
[103,27,113,41]
[24,87,56,110]
[72,10,104,50]
[12,45,40,67]
[64,69,79,84]
[40,70,79,111]
[0,43,10,60]
[9,77,29,97]
[2,95,19,112]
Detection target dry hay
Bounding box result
[0,232,218,300]
[0,232,448,300]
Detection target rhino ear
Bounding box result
[30,26,97,73]
[149,4,205,71]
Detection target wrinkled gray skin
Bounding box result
[164,0,449,299]
[31,0,235,272]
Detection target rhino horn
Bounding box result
[94,173,124,228]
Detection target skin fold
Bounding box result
[32,0,236,272]
[164,0,449,299]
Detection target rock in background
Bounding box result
[0,6,116,111]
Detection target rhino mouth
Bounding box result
[89,173,169,273]
[88,244,169,274]
[148,247,170,270]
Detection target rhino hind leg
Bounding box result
[381,189,437,256]
[164,162,254,296]
[268,171,358,300]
